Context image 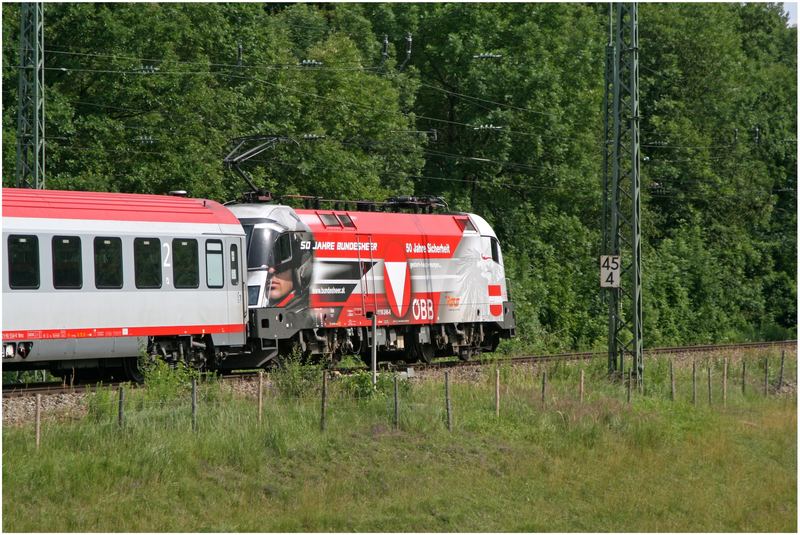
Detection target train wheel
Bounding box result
[122,357,145,383]
[412,341,435,364]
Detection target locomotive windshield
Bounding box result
[243,227,282,271]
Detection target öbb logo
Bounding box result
[383,242,411,318]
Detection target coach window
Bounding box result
[94,237,123,289]
[8,235,39,289]
[134,238,162,289]
[173,239,199,289]
[53,236,82,289]
[230,244,239,286]
[206,240,224,288]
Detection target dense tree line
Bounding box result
[2,3,796,351]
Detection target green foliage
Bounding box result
[84,383,117,422]
[335,354,368,370]
[140,358,200,402]
[271,352,321,398]
[1,370,52,385]
[1,3,795,349]
[337,370,410,399]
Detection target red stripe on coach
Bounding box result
[488,285,502,297]
[2,323,245,341]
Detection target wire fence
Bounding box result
[15,350,797,450]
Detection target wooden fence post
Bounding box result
[579,369,585,403]
[495,368,500,418]
[764,357,769,396]
[118,386,125,428]
[320,371,328,431]
[393,374,399,431]
[779,350,785,389]
[445,371,453,432]
[191,377,197,432]
[669,359,675,402]
[722,358,728,407]
[541,370,547,407]
[257,371,264,424]
[707,362,712,405]
[742,359,747,396]
[692,360,697,405]
[35,394,41,450]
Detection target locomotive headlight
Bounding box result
[3,343,15,358]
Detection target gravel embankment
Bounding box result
[3,392,88,426]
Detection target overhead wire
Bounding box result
[70,100,161,114]
[265,158,563,192]
[33,59,575,176]
[9,28,792,202]
[416,81,561,119]
[10,45,378,72]
[46,138,564,194]
[420,147,560,173]
[11,41,623,152]
[9,44,592,143]
[642,142,736,150]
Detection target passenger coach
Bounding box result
[2,188,247,380]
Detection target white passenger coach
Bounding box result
[2,188,247,379]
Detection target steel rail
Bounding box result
[2,381,127,398]
[4,340,795,398]
[389,340,796,372]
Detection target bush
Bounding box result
[338,370,410,399]
[84,384,118,422]
[141,358,200,402]
[272,353,321,398]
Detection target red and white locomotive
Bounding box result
[2,188,515,379]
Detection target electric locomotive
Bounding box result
[227,196,516,366]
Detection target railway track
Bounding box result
[4,340,795,398]
[1,371,256,399]
[1,381,129,399]
[396,339,797,372]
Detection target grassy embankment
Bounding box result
[3,350,796,532]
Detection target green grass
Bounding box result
[3,353,796,532]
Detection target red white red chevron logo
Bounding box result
[384,261,411,317]
[383,241,411,318]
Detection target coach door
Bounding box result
[227,236,246,343]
